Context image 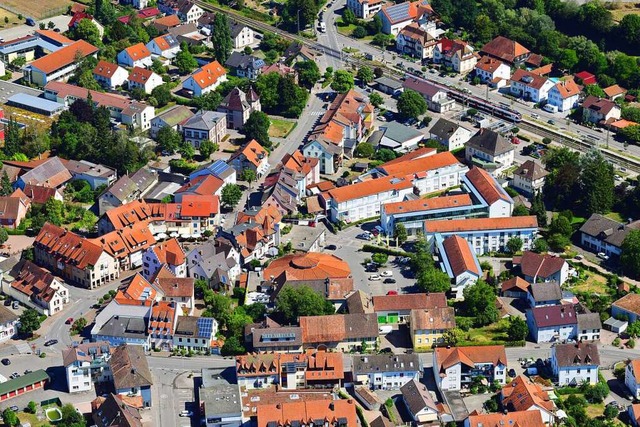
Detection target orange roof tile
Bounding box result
[176,175,224,196]
[149,301,176,335]
[29,40,98,74]
[105,200,159,230]
[35,222,106,269]
[180,194,219,217]
[372,293,447,312]
[379,151,460,177]
[323,176,413,204]
[502,375,554,413]
[468,410,544,427]
[264,253,351,283]
[435,345,507,371]
[151,35,172,51]
[442,235,480,276]
[93,60,122,79]
[425,216,538,233]
[115,274,156,303]
[383,194,473,215]
[604,84,626,98]
[91,222,155,260]
[236,139,268,168]
[190,60,226,89]
[257,399,358,427]
[34,29,73,45]
[553,79,580,99]
[465,166,511,205]
[501,276,530,293]
[128,67,155,85]
[631,360,640,384]
[410,307,456,331]
[475,56,507,73]
[151,238,185,266]
[124,43,151,61]
[152,267,194,298]
[153,14,181,28]
[610,119,638,129]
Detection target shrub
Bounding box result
[613,337,621,346]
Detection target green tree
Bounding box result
[211,13,233,63]
[416,267,451,293]
[357,66,374,84]
[221,335,245,356]
[394,224,407,244]
[199,139,216,159]
[60,403,85,426]
[530,192,547,226]
[442,328,464,346]
[583,84,606,98]
[558,48,579,71]
[243,111,271,148]
[3,118,21,157]
[506,316,528,341]
[221,184,243,208]
[512,204,529,216]
[2,408,18,427]
[179,143,195,161]
[155,126,182,154]
[73,19,102,46]
[506,236,523,254]
[372,33,393,47]
[43,198,64,226]
[397,89,427,119]
[26,401,37,414]
[374,148,396,162]
[580,150,614,215]
[275,285,335,324]
[548,233,571,252]
[331,70,355,93]
[203,292,233,328]
[175,44,198,74]
[296,61,321,89]
[193,91,223,111]
[18,309,41,336]
[603,403,619,420]
[369,92,383,108]
[549,215,572,237]
[342,8,356,24]
[620,13,640,47]
[354,142,374,158]
[239,168,257,185]
[622,230,640,279]
[371,253,389,265]
[463,280,499,326]
[0,228,9,245]
[0,172,13,196]
[151,85,172,107]
[532,238,549,253]
[352,26,367,38]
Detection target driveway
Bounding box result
[0,15,69,41]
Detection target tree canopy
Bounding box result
[243,111,271,148]
[211,13,233,64]
[275,285,335,324]
[463,280,499,326]
[331,70,355,93]
[397,89,427,119]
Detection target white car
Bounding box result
[179,410,193,417]
[380,270,393,277]
[597,252,610,260]
[368,275,381,281]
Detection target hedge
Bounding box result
[361,244,410,257]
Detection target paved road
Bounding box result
[0,15,69,41]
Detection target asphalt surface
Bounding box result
[0,15,69,41]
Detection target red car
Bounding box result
[386,290,398,296]
[65,317,74,325]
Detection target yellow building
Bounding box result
[409,307,456,350]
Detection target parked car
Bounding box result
[24,369,32,375]
[508,369,517,378]
[1,358,10,365]
[380,270,393,277]
[26,17,36,26]
[383,278,397,284]
[9,406,18,412]
[12,301,19,309]
[9,373,19,379]
[374,225,384,233]
[357,233,371,240]
[66,317,74,325]
[325,245,337,250]
[386,290,398,295]
[179,410,193,417]
[44,339,58,347]
[368,275,381,281]
[597,252,609,260]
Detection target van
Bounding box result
[543,104,558,113]
[530,113,539,119]
[379,325,393,334]
[26,17,36,27]
[318,22,326,32]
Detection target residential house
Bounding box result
[375,76,404,96]
[186,240,241,289]
[63,159,117,190]
[501,375,556,424]
[264,252,353,305]
[218,205,282,262]
[579,213,639,260]
[15,156,72,191]
[283,42,319,65]
[189,160,236,186]
[91,393,142,427]
[512,160,548,196]
[229,139,270,178]
[230,21,256,50]
[116,6,161,23]
[97,168,157,215]
[403,77,455,113]
[410,306,456,350]
[177,1,204,23]
[217,86,261,129]
[256,399,357,427]
[463,166,514,217]
[0,190,30,229]
[92,309,150,350]
[117,43,153,68]
[173,316,220,353]
[261,151,319,215]
[92,222,156,271]
[93,60,128,90]
[260,62,298,83]
[479,36,532,67]
[518,251,568,285]
[200,368,242,427]
[604,84,627,101]
[630,404,640,427]
[396,23,438,60]
[145,34,180,59]
[127,67,163,94]
[68,11,105,36]
[465,128,516,176]
[612,293,640,323]
[5,260,70,316]
[582,96,622,124]
[347,0,383,18]
[577,313,602,341]
[353,354,421,390]
[44,81,156,130]
[34,223,119,289]
[121,0,150,9]
[0,306,18,344]
[435,234,482,299]
[373,292,447,324]
[433,345,507,391]
[23,40,98,86]
[401,379,439,424]
[63,341,112,393]
[626,360,640,400]
[551,342,600,385]
[474,56,511,86]
[378,121,424,153]
[429,118,473,151]
[183,61,227,97]
[110,344,153,407]
[424,216,538,255]
[181,110,227,149]
[526,305,577,343]
[433,38,477,74]
[501,276,531,298]
[299,313,378,352]
[150,105,194,138]
[174,175,224,203]
[244,318,303,353]
[224,52,265,80]
[142,238,186,281]
[526,281,562,308]
[150,267,194,315]
[147,300,179,351]
[22,185,63,205]
[151,15,181,33]
[547,80,581,112]
[378,0,432,35]
[510,69,554,103]
[465,411,545,427]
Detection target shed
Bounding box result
[604,317,627,334]
[352,162,368,172]
[6,93,66,116]
[375,76,403,96]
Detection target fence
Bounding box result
[0,4,68,20]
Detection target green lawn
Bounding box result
[459,318,510,344]
[11,412,50,427]
[336,19,357,36]
[605,212,625,223]
[268,119,296,138]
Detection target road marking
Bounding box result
[309,111,324,116]
[161,394,168,399]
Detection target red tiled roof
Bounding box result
[189,60,226,89]
[373,293,447,312]
[29,40,98,74]
[128,67,155,84]
[180,194,219,217]
[176,175,224,196]
[115,274,156,304]
[323,176,413,204]
[383,194,473,216]
[465,166,511,205]
[93,60,122,79]
[475,56,507,73]
[257,399,357,427]
[91,222,155,261]
[152,268,194,298]
[501,276,530,293]
[151,238,185,266]
[511,68,549,90]
[519,251,566,280]
[467,410,544,427]
[480,36,530,64]
[35,222,106,269]
[379,151,460,177]
[34,29,73,45]
[442,235,480,276]
[435,345,507,370]
[68,11,94,29]
[425,216,538,233]
[152,14,181,29]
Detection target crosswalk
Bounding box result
[14,342,32,354]
[310,111,325,116]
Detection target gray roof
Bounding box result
[154,105,194,127]
[97,316,148,340]
[200,374,241,416]
[19,157,72,188]
[352,354,421,374]
[92,393,142,427]
[106,168,156,203]
[466,128,514,156]
[529,281,562,302]
[401,379,438,415]
[110,344,153,390]
[0,304,18,325]
[7,93,65,114]
[553,342,600,367]
[252,325,303,349]
[346,290,374,314]
[381,122,423,144]
[375,76,403,90]
[182,110,226,131]
[513,160,549,181]
[577,312,602,331]
[230,21,248,38]
[224,51,262,70]
[579,214,640,248]
[429,118,467,141]
[63,159,116,179]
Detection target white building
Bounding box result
[128,67,163,94]
[577,313,602,342]
[378,121,424,153]
[403,77,455,113]
[433,345,507,391]
[117,43,153,68]
[465,128,515,177]
[510,69,554,103]
[626,360,640,400]
[146,34,181,59]
[183,61,227,97]
[93,60,129,90]
[433,38,477,74]
[230,22,256,50]
[353,354,421,390]
[401,379,439,424]
[474,56,511,85]
[462,167,514,218]
[142,238,187,281]
[435,235,481,299]
[348,0,383,18]
[0,306,18,344]
[63,341,113,393]
[551,342,599,386]
[429,118,473,151]
[512,160,548,196]
[526,305,577,343]
[547,80,580,112]
[173,316,219,353]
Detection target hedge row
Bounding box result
[361,244,410,257]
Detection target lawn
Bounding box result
[0,9,20,28]
[605,212,625,223]
[336,19,357,36]
[568,269,609,294]
[268,119,296,138]
[11,412,50,427]
[0,0,71,19]
[611,5,640,22]
[585,402,604,418]
[459,317,510,345]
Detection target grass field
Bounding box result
[269,119,296,138]
[610,4,640,22]
[0,9,21,28]
[569,270,609,294]
[458,317,510,344]
[10,412,50,427]
[605,211,625,223]
[0,0,71,20]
